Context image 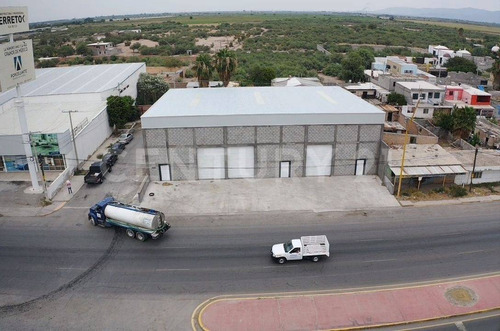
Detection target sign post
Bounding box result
[0,6,41,192]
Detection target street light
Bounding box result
[62,110,80,170]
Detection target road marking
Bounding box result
[460,250,485,255]
[155,268,190,271]
[455,321,467,331]
[363,259,397,263]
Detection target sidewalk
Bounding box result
[197,274,500,331]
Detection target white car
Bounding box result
[118,133,134,144]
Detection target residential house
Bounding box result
[444,84,495,117]
[428,45,454,67]
[451,149,500,185]
[87,42,118,56]
[475,118,500,149]
[344,82,390,102]
[395,81,446,119]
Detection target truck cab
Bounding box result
[88,197,114,227]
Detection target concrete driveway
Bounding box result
[141,175,400,215]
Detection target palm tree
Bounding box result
[214,48,238,87]
[193,54,213,88]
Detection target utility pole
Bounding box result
[396,96,420,198]
[469,146,479,192]
[62,110,80,170]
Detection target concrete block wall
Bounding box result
[144,124,383,181]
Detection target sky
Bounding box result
[3,0,500,23]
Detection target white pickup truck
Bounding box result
[271,235,330,264]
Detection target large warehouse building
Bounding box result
[141,86,385,181]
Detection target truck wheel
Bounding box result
[312,256,319,262]
[136,232,146,242]
[109,167,112,173]
[278,257,286,264]
[89,216,97,226]
[126,229,135,238]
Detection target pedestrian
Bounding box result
[66,180,73,194]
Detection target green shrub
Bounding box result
[448,186,468,198]
[432,187,445,194]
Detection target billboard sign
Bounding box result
[0,7,29,35]
[0,39,35,92]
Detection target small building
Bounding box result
[451,149,500,185]
[385,144,467,194]
[87,42,118,56]
[395,81,446,119]
[141,86,385,181]
[271,77,322,87]
[344,82,390,102]
[444,84,494,117]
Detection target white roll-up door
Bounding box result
[306,145,332,176]
[228,146,254,178]
[198,148,225,179]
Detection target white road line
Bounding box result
[363,259,397,263]
[460,250,486,255]
[155,268,190,272]
[455,321,467,331]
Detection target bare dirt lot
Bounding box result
[195,36,242,52]
[115,39,159,57]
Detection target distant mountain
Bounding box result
[371,7,500,24]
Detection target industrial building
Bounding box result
[141,86,385,181]
[0,63,145,197]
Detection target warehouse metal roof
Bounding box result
[141,86,385,128]
[388,144,467,177]
[0,63,145,106]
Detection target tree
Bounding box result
[248,65,276,86]
[136,73,169,105]
[323,63,342,77]
[130,42,141,53]
[452,106,476,139]
[214,48,238,87]
[445,57,477,73]
[75,42,92,56]
[107,96,138,129]
[433,112,453,131]
[387,92,407,106]
[193,53,213,87]
[492,60,500,90]
[339,53,365,83]
[353,49,374,69]
[57,45,75,57]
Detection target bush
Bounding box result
[448,186,468,198]
[432,187,445,194]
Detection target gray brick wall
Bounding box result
[336,125,359,142]
[227,126,255,145]
[359,125,382,142]
[283,126,305,143]
[357,142,379,159]
[145,129,166,148]
[257,126,280,144]
[335,143,357,160]
[169,147,196,180]
[168,128,194,146]
[333,159,355,176]
[195,127,223,145]
[146,147,169,181]
[308,125,336,143]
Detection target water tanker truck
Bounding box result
[88,197,170,241]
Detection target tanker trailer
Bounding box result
[88,197,170,241]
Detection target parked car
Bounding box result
[84,161,111,184]
[102,153,118,167]
[118,133,134,144]
[110,142,126,155]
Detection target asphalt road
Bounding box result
[0,201,499,329]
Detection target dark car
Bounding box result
[110,142,125,155]
[118,133,134,144]
[102,153,118,167]
[84,161,111,184]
